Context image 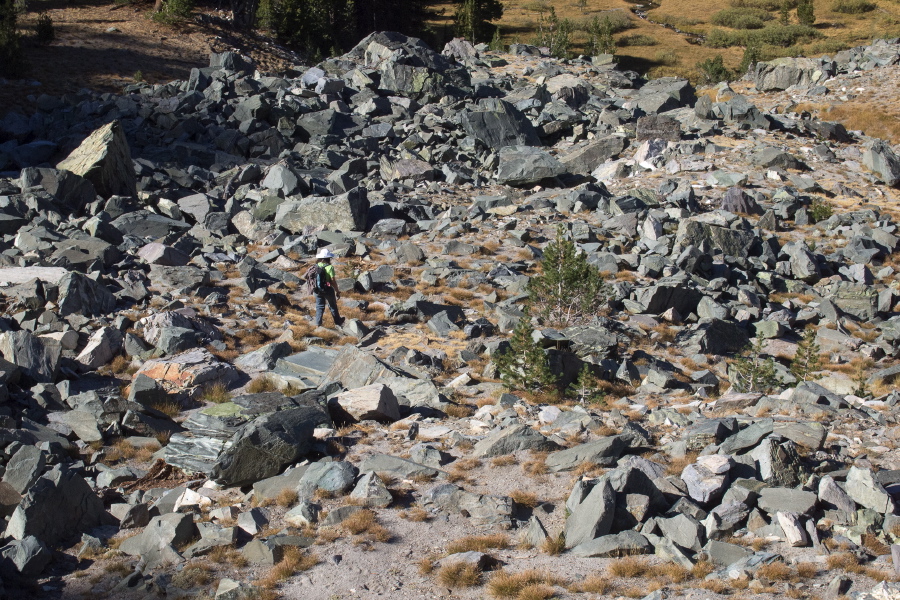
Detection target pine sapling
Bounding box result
[790,327,821,384]
[731,337,780,394]
[493,309,559,393]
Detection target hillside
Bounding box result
[0,17,899,600]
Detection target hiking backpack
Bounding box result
[303,264,327,295]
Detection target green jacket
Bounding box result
[317,262,336,286]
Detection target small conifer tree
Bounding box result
[567,363,606,406]
[730,337,780,393]
[528,224,611,328]
[790,327,821,384]
[797,0,815,25]
[493,308,559,393]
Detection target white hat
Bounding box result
[316,248,335,259]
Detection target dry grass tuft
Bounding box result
[401,507,430,522]
[487,570,563,599]
[247,375,277,394]
[664,451,699,476]
[491,455,517,467]
[202,381,231,404]
[341,509,391,543]
[510,490,539,508]
[447,534,509,555]
[276,488,299,508]
[258,547,319,589]
[607,556,650,578]
[522,452,548,477]
[540,534,565,556]
[437,562,482,588]
[445,403,475,418]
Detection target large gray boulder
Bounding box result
[862,140,900,187]
[57,272,116,317]
[461,99,541,150]
[19,167,97,213]
[559,136,627,175]
[564,477,615,548]
[845,466,895,513]
[56,120,137,198]
[545,436,626,472]
[0,536,52,577]
[753,57,834,91]
[0,331,60,384]
[472,424,560,458]
[496,146,564,186]
[5,466,106,546]
[329,383,401,423]
[211,405,331,487]
[274,188,369,233]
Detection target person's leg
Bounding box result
[314,292,325,326]
[326,289,343,325]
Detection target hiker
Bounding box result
[308,248,344,328]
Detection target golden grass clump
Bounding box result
[275,488,299,508]
[491,455,517,467]
[510,490,539,508]
[607,556,650,578]
[341,509,391,542]
[437,562,482,588]
[665,451,699,476]
[487,570,563,599]
[259,547,319,589]
[447,533,509,554]
[540,534,565,556]
[247,375,277,394]
[202,381,231,404]
[150,400,181,419]
[522,452,549,476]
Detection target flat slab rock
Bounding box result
[136,349,238,391]
[0,267,70,286]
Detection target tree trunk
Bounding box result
[231,0,258,30]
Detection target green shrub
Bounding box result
[532,6,573,58]
[585,15,616,56]
[493,308,560,394]
[0,0,24,77]
[617,33,658,46]
[796,0,815,25]
[712,7,774,29]
[809,198,833,222]
[832,0,876,12]
[579,9,632,33]
[697,54,735,83]
[527,224,611,328]
[654,49,678,65]
[729,338,780,393]
[705,24,821,48]
[739,43,762,73]
[35,12,53,44]
[152,0,195,24]
[730,0,796,10]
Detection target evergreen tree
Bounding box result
[454,0,503,44]
[0,0,24,78]
[493,308,559,393]
[528,224,610,328]
[739,44,761,75]
[797,0,815,25]
[567,363,606,406]
[533,6,573,59]
[789,327,821,384]
[730,338,780,394]
[586,15,615,57]
[779,1,791,24]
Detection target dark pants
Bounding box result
[314,287,342,326]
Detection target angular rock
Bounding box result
[56,120,137,198]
